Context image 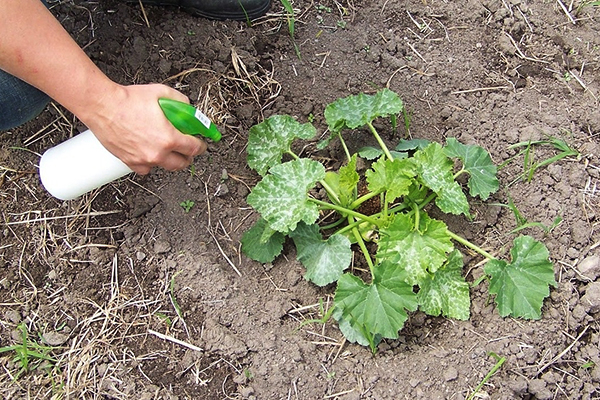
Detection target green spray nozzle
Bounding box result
[158,98,222,142]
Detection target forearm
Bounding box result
[0,0,206,174]
[0,0,121,125]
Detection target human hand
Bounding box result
[80,83,207,175]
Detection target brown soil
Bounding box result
[1,1,600,399]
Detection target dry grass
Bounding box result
[0,4,284,394]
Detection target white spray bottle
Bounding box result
[39,98,221,200]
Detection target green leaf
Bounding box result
[365,157,417,205]
[247,158,325,233]
[334,261,418,340]
[417,250,470,320]
[414,142,470,216]
[395,139,430,151]
[484,235,557,319]
[377,213,454,286]
[323,155,359,207]
[444,138,499,200]
[358,146,383,160]
[241,218,285,263]
[289,223,352,286]
[247,115,317,176]
[332,307,380,347]
[324,88,403,132]
[359,147,407,160]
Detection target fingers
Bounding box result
[129,151,195,175]
[157,84,190,104]
[171,134,208,158]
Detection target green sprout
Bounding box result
[0,322,60,380]
[281,0,301,59]
[180,200,195,212]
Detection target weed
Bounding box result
[281,0,301,59]
[502,136,579,185]
[180,199,195,212]
[0,322,60,380]
[467,353,506,400]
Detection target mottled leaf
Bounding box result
[324,88,403,132]
[377,213,454,286]
[418,250,470,320]
[247,115,317,176]
[414,142,470,216]
[246,158,325,233]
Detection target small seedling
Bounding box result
[467,353,506,400]
[502,136,579,185]
[580,360,596,370]
[180,200,195,213]
[242,89,557,352]
[0,322,60,380]
[492,194,563,234]
[281,0,301,59]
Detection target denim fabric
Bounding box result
[0,0,51,131]
[0,69,50,130]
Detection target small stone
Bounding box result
[42,331,69,346]
[577,255,600,281]
[154,240,171,254]
[509,377,528,395]
[443,366,458,381]
[4,309,21,324]
[581,282,600,313]
[239,386,254,398]
[528,378,552,400]
[215,183,229,197]
[136,251,146,261]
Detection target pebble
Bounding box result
[528,378,552,400]
[443,366,458,381]
[153,240,171,254]
[239,386,254,398]
[581,282,600,313]
[4,309,21,324]
[577,255,600,281]
[42,331,69,346]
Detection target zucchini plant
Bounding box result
[241,89,557,352]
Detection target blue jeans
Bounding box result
[0,0,51,131]
[0,70,50,130]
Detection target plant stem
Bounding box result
[319,179,341,205]
[412,203,420,231]
[454,168,467,180]
[310,198,380,226]
[338,132,352,162]
[446,229,495,260]
[367,122,394,161]
[349,217,375,278]
[349,190,383,210]
[320,217,346,231]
